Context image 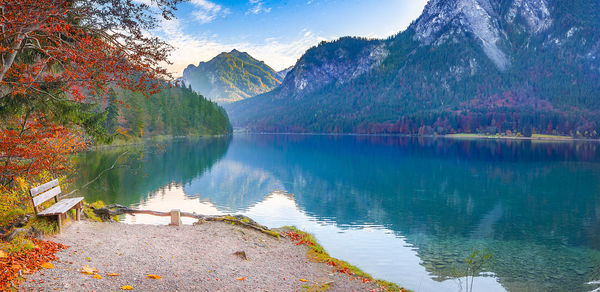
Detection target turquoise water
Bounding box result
[73,135,600,291]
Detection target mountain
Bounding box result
[226,0,600,137]
[277,66,294,79]
[182,49,283,104]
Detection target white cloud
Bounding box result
[247,0,271,15]
[189,0,230,24]
[156,18,325,76]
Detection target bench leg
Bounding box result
[76,207,81,221]
[57,214,62,233]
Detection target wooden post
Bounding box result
[76,205,81,221]
[170,209,181,226]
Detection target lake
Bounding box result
[72,134,600,292]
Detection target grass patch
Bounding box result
[282,226,409,292]
[26,216,58,235]
[446,133,577,141]
[2,235,35,254]
[531,134,573,140]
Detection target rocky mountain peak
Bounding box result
[506,0,552,33]
[413,0,509,70]
[412,0,552,71]
[279,38,388,97]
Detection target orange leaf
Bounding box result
[93,274,102,279]
[81,265,98,275]
[41,262,54,269]
[0,251,7,258]
[121,285,133,290]
[107,273,120,277]
[146,274,161,280]
[236,277,246,281]
[300,279,309,282]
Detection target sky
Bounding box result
[154,0,429,76]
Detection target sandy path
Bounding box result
[20,221,380,291]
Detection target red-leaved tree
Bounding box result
[0,0,182,186]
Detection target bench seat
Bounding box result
[38,197,84,216]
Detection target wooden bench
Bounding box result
[29,179,84,233]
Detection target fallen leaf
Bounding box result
[41,262,54,269]
[0,238,67,291]
[107,273,120,277]
[0,251,6,258]
[121,285,133,290]
[300,279,309,282]
[146,274,161,280]
[236,277,246,281]
[81,265,98,275]
[93,274,102,279]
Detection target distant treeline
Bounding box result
[103,85,232,139]
[242,103,599,138]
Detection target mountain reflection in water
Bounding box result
[73,135,600,292]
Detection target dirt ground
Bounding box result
[20,221,382,291]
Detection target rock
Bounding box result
[6,227,35,241]
[233,251,248,260]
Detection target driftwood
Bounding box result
[93,204,280,238]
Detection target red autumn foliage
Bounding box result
[0,0,180,187]
[0,0,175,101]
[285,231,303,242]
[0,115,85,186]
[295,240,314,246]
[0,238,68,291]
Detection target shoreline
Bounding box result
[232,131,600,143]
[89,134,232,151]
[85,133,600,149]
[22,221,406,291]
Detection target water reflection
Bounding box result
[74,136,232,206]
[122,183,224,225]
[73,135,600,292]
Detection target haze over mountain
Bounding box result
[227,0,600,137]
[182,50,283,104]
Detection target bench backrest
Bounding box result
[29,179,61,214]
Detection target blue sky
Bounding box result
[156,0,429,75]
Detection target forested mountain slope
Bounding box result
[227,0,600,137]
[103,85,232,138]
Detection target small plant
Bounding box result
[452,249,494,292]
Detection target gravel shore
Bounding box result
[21,221,382,291]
